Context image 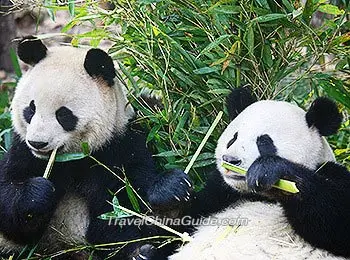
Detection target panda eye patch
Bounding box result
[55,106,78,132]
[227,132,238,149]
[23,100,36,124]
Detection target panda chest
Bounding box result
[40,194,90,251]
[189,201,302,258]
[199,201,293,245]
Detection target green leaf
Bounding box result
[197,35,231,58]
[153,150,185,157]
[99,196,132,220]
[256,0,270,10]
[81,142,90,155]
[302,0,314,24]
[318,4,344,15]
[54,153,88,162]
[253,14,287,23]
[125,180,140,213]
[210,6,242,14]
[281,0,294,12]
[314,73,350,110]
[262,44,273,67]
[44,0,56,22]
[68,0,75,16]
[10,48,22,78]
[245,25,254,54]
[193,67,218,75]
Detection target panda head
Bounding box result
[12,36,134,158]
[215,88,342,192]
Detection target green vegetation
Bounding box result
[2,0,350,185]
[60,0,350,179]
[0,0,349,258]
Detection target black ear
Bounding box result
[227,87,257,120]
[84,49,116,87]
[17,36,47,65]
[306,97,342,136]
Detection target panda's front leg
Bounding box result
[245,134,302,194]
[0,140,58,245]
[246,136,350,257]
[147,169,193,214]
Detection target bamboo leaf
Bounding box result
[318,4,344,15]
[9,48,22,78]
[125,180,140,213]
[197,35,232,58]
[253,14,287,23]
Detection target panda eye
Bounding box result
[23,100,36,124]
[55,106,78,132]
[227,132,238,149]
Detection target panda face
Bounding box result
[215,100,335,192]
[12,46,134,158]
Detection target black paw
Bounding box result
[149,169,192,207]
[17,177,57,220]
[132,244,156,260]
[247,156,284,192]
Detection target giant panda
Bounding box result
[169,87,350,260]
[0,37,192,260]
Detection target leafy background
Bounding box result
[0,0,349,258]
[1,0,350,188]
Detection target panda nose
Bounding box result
[222,155,242,166]
[28,141,49,150]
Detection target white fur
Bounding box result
[170,100,341,260]
[215,100,335,192]
[38,194,90,253]
[11,46,134,156]
[0,46,134,255]
[0,194,89,255]
[170,202,345,260]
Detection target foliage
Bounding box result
[0,0,349,258]
[52,0,350,178]
[2,0,350,182]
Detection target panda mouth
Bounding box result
[223,169,246,180]
[31,146,64,158]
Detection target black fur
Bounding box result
[226,87,256,120]
[0,125,192,259]
[55,106,78,132]
[17,36,47,65]
[248,156,350,257]
[185,154,350,258]
[306,97,342,136]
[256,134,277,156]
[23,100,36,124]
[179,89,350,258]
[226,132,238,149]
[189,170,240,219]
[84,48,116,86]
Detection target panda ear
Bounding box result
[305,97,342,136]
[227,87,257,120]
[17,36,47,65]
[84,48,116,87]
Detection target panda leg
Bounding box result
[281,162,350,257]
[248,156,350,257]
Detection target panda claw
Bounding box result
[183,178,192,187]
[174,195,181,201]
[186,191,190,196]
[139,254,147,260]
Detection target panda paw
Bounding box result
[247,156,285,192]
[148,169,192,208]
[17,177,57,220]
[132,244,156,260]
